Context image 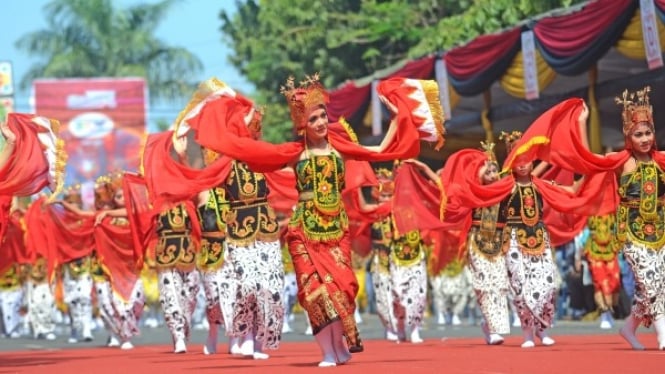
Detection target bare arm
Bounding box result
[58,200,95,217]
[357,188,380,213]
[0,121,16,169]
[531,161,550,178]
[578,102,590,150]
[403,158,441,185]
[95,207,127,225]
[550,176,584,194]
[173,136,190,167]
[364,95,399,153]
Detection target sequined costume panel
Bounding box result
[286,154,362,352]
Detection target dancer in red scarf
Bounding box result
[58,174,144,349]
[1,113,66,241]
[184,73,444,366]
[583,214,621,330]
[0,198,29,338]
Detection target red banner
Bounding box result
[33,78,146,184]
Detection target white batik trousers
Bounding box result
[505,229,556,333]
[390,258,427,333]
[0,288,23,336]
[468,247,510,334]
[26,281,56,337]
[96,279,145,341]
[622,240,665,327]
[226,240,284,350]
[63,268,94,337]
[371,262,395,331]
[158,268,200,342]
[200,259,237,334]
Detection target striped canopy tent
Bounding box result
[325,0,665,163]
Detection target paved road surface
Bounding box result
[0,312,626,353]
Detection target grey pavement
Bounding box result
[0,312,628,353]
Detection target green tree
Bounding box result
[220,0,584,142]
[15,0,203,102]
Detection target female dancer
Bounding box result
[583,214,621,329]
[608,88,665,350]
[407,141,509,345]
[195,147,236,356]
[186,74,443,366]
[60,174,144,349]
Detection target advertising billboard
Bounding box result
[33,78,147,185]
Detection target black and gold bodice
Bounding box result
[66,256,92,278]
[90,252,107,282]
[617,161,665,249]
[26,257,48,283]
[223,160,279,245]
[282,244,294,274]
[0,264,20,290]
[290,153,347,242]
[500,183,547,255]
[371,215,392,273]
[155,203,196,269]
[197,187,228,271]
[390,229,425,267]
[469,204,505,259]
[585,215,619,261]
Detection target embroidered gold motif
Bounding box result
[391,230,424,266]
[585,215,619,261]
[0,265,20,290]
[617,161,665,249]
[291,155,347,242]
[503,184,546,254]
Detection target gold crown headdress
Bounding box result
[479,141,497,163]
[202,147,221,166]
[247,106,265,135]
[94,175,113,208]
[280,73,329,134]
[94,172,123,208]
[499,130,523,153]
[63,184,83,206]
[615,86,653,136]
[375,168,395,194]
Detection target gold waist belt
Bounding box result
[620,198,665,208]
[299,191,315,201]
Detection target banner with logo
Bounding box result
[33,78,147,185]
[0,61,13,96]
[0,97,13,119]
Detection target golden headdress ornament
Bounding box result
[63,184,83,206]
[499,130,523,153]
[173,77,232,139]
[280,73,329,134]
[615,86,653,136]
[94,172,123,208]
[375,168,395,194]
[202,147,221,166]
[479,141,497,163]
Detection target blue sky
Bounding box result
[0,0,253,128]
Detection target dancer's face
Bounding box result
[113,189,125,208]
[513,162,533,179]
[628,122,655,155]
[305,107,329,142]
[479,162,499,185]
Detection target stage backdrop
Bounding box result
[34,78,146,186]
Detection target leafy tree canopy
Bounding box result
[220,0,583,142]
[15,0,203,102]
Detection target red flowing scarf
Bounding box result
[0,209,29,274]
[94,217,141,302]
[24,197,61,279]
[0,113,64,196]
[184,79,433,173]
